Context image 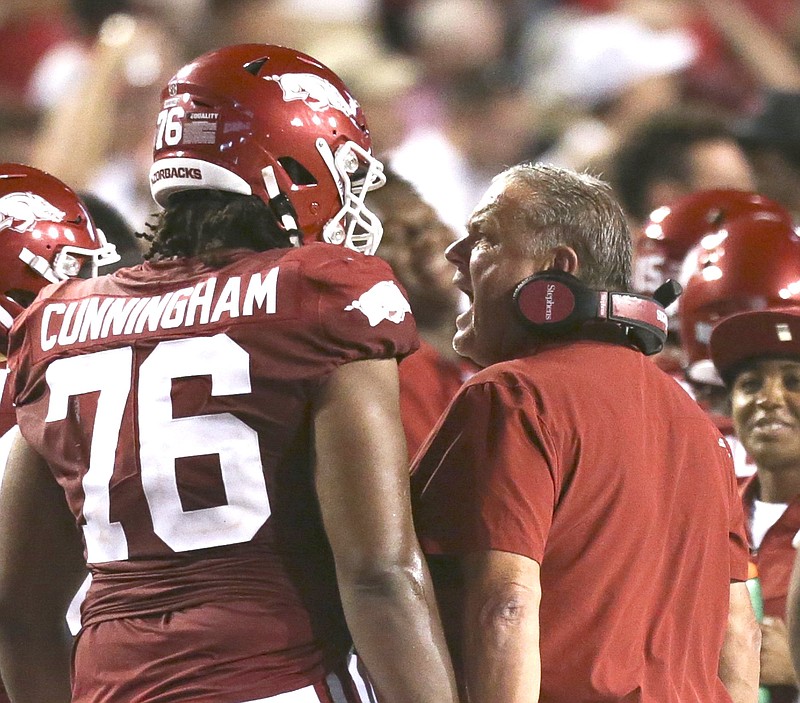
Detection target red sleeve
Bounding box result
[306,248,419,363]
[411,375,556,564]
[727,462,750,582]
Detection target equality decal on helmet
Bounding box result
[0,192,66,233]
[345,281,411,327]
[263,73,360,118]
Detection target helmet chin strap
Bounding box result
[261,166,302,247]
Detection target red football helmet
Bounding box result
[679,206,800,384]
[149,44,386,255]
[634,189,791,295]
[0,163,119,352]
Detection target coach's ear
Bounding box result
[539,245,578,276]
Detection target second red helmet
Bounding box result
[634,189,792,296]
[679,202,800,384]
[0,163,119,352]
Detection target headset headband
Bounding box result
[513,270,679,355]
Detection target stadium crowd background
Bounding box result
[3,0,800,240]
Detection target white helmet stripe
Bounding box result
[150,158,252,207]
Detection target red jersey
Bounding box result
[739,475,800,703]
[0,362,11,703]
[398,340,468,460]
[8,244,418,702]
[412,340,748,703]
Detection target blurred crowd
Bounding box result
[4,0,800,239]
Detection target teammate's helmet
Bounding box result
[149,44,386,255]
[679,205,800,384]
[634,189,791,295]
[0,163,119,351]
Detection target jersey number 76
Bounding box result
[45,334,272,563]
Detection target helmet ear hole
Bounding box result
[278,158,317,186]
[243,57,269,75]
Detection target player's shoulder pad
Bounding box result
[298,243,411,319]
[289,243,417,358]
[293,241,397,277]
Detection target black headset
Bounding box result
[512,269,681,356]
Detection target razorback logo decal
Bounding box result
[345,280,411,327]
[0,192,65,233]
[263,72,359,118]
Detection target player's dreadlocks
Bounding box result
[140,190,294,264]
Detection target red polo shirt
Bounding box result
[413,340,749,702]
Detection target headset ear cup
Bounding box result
[513,270,598,333]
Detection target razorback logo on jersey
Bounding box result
[263,72,359,118]
[345,281,411,327]
[0,192,65,233]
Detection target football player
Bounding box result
[0,45,458,703]
[633,188,798,480]
[0,162,119,703]
[366,169,471,459]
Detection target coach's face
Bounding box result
[445,175,545,367]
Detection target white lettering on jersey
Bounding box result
[345,280,411,327]
[0,192,66,233]
[40,268,279,351]
[45,335,270,562]
[263,73,359,118]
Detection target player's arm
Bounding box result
[719,580,761,703]
[697,0,800,91]
[313,357,459,703]
[460,549,541,703]
[30,13,141,190]
[0,429,87,703]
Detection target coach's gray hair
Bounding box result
[501,163,632,290]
